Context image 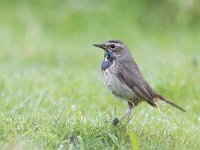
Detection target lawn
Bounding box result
[0,0,200,149]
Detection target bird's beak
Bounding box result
[93,43,107,50]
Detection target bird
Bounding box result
[93,40,185,122]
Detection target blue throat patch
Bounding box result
[101,50,115,71]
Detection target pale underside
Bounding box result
[102,63,140,104]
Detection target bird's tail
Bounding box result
[155,95,186,112]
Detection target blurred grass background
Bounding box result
[0,0,200,149]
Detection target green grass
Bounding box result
[0,1,200,149]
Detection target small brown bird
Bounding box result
[93,40,185,122]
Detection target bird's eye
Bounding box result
[111,44,115,49]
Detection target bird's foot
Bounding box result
[120,107,135,123]
[110,107,134,126]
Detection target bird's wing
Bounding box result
[116,59,157,106]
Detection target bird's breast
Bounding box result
[101,60,113,71]
[102,64,138,101]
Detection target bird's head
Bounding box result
[93,40,127,60]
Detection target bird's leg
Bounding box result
[120,102,135,122]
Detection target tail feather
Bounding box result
[155,95,186,112]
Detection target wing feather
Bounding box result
[116,59,157,107]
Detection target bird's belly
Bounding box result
[102,68,137,101]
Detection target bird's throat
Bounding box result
[101,50,115,71]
